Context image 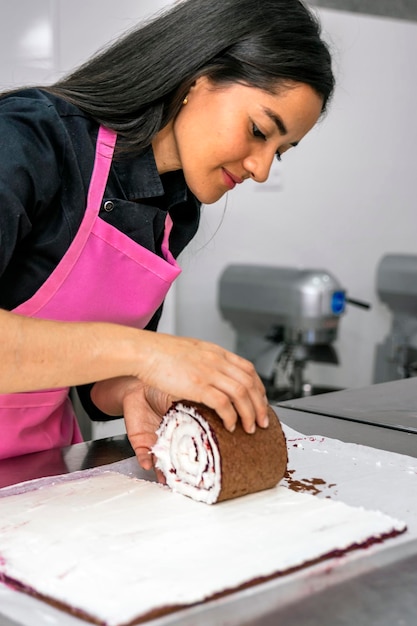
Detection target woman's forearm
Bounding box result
[0,309,143,393]
[1,308,269,434]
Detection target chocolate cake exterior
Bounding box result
[153,401,288,503]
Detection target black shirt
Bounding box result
[0,88,201,311]
[0,88,201,419]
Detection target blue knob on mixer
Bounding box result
[331,291,346,315]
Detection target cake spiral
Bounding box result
[152,401,288,504]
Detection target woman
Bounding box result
[0,0,334,466]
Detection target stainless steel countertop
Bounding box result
[277,377,417,430]
[0,434,135,489]
[276,377,417,457]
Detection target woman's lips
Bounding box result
[222,168,243,190]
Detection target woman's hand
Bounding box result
[91,332,270,438]
[131,332,269,435]
[91,377,173,473]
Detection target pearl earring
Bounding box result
[183,97,188,105]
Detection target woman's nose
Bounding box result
[243,152,274,183]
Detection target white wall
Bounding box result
[175,9,417,391]
[0,0,56,88]
[1,2,416,411]
[55,0,172,77]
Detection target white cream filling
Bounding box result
[152,403,222,504]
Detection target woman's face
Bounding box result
[152,77,323,204]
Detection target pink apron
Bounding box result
[0,126,181,460]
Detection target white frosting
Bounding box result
[0,471,406,626]
[152,403,222,503]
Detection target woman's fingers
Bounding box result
[136,447,154,471]
[154,466,166,485]
[136,333,269,435]
[121,385,166,470]
[180,346,268,434]
[217,351,269,431]
[197,377,268,435]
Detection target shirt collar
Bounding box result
[113,145,188,206]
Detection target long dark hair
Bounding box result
[45,0,335,154]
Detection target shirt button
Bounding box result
[103,200,114,212]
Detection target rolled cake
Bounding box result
[152,401,287,504]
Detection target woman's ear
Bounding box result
[190,75,212,91]
[188,75,216,98]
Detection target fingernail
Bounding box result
[249,423,256,434]
[228,423,236,433]
[262,415,269,428]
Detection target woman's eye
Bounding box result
[252,123,281,161]
[252,124,266,141]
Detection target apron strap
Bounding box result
[13,126,118,316]
[161,214,177,265]
[86,127,118,214]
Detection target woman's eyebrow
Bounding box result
[263,107,287,135]
[263,107,299,147]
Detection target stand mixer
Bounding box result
[218,264,368,401]
[374,253,417,382]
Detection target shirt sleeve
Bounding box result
[0,92,65,276]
